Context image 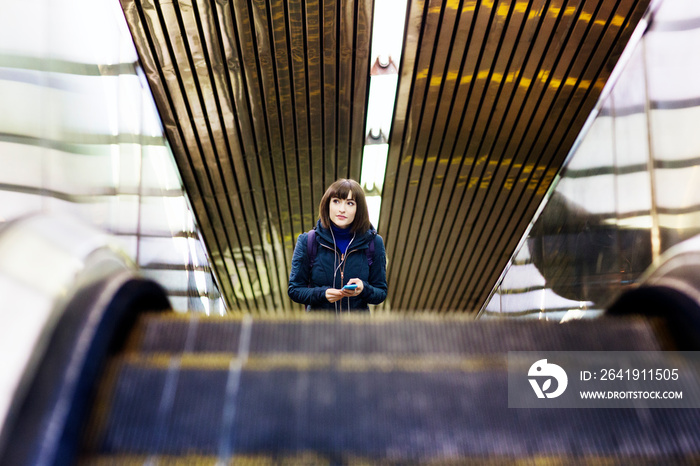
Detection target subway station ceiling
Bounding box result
[120,0,650,313]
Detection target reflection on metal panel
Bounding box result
[380,0,649,312]
[0,0,222,314]
[121,0,373,312]
[483,0,700,319]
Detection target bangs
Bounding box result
[328,181,354,200]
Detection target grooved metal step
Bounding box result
[129,313,670,355]
[79,313,696,465]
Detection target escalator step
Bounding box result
[77,313,692,463]
[130,314,669,355]
[81,353,700,463]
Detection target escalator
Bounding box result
[3,215,700,465]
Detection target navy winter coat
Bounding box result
[288,220,388,311]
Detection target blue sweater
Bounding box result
[331,223,353,256]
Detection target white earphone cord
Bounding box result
[330,227,355,314]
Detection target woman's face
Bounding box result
[329,193,356,228]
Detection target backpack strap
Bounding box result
[306,229,318,270]
[367,233,376,267]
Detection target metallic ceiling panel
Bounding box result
[450,0,645,312]
[379,0,649,312]
[121,0,372,312]
[120,0,649,313]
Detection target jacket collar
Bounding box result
[315,219,375,250]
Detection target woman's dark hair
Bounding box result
[318,179,371,234]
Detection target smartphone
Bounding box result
[343,283,358,290]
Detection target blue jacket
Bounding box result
[288,220,388,311]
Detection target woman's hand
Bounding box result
[325,288,345,303]
[325,279,363,302]
[340,278,363,297]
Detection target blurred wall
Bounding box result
[482,0,700,320]
[0,0,223,313]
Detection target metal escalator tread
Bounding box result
[126,312,672,354]
[78,313,699,465]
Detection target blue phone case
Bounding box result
[343,283,358,290]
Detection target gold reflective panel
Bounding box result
[482,0,700,319]
[380,0,649,312]
[121,0,373,313]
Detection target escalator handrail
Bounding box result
[0,213,136,458]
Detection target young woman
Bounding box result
[288,179,387,312]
